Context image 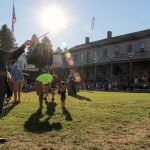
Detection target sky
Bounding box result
[0,0,150,50]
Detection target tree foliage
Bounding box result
[0,24,15,51]
[27,35,53,68]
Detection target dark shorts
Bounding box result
[61,94,66,101]
[0,71,9,95]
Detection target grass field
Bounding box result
[0,91,150,150]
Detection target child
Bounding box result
[49,69,58,101]
[58,81,66,109]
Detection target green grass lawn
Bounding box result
[0,91,150,150]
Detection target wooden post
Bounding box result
[110,63,113,83]
[94,65,97,85]
[129,62,132,80]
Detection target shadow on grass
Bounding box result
[24,101,62,133]
[75,94,92,101]
[2,103,17,118]
[45,101,56,117]
[62,107,73,121]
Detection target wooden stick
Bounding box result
[37,32,50,39]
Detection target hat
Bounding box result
[61,81,65,84]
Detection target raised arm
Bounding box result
[9,40,32,60]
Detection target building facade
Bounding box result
[14,53,27,69]
[56,29,150,90]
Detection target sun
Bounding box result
[38,5,69,34]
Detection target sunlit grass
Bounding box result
[0,91,150,149]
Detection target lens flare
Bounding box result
[68,59,74,65]
[61,42,67,49]
[65,52,71,58]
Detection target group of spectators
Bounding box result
[6,67,78,111]
[0,38,80,145]
[35,69,78,110]
[0,40,32,117]
[0,36,79,118]
[23,76,35,92]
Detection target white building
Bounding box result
[53,54,63,68]
[14,53,27,69]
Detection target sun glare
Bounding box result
[39,5,69,34]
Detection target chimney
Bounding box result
[107,31,112,39]
[85,37,90,44]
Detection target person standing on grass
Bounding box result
[58,81,67,109]
[11,65,24,104]
[0,40,32,117]
[67,70,76,96]
[49,68,58,101]
[35,71,53,109]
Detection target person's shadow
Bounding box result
[2,102,17,118]
[62,107,73,121]
[75,94,92,101]
[45,100,56,117]
[24,101,62,133]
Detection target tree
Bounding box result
[41,36,53,67]
[0,24,15,51]
[55,47,62,53]
[27,34,39,55]
[27,43,44,67]
[26,35,53,68]
[30,34,39,49]
[0,33,1,48]
[41,36,51,46]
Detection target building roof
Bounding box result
[69,29,150,51]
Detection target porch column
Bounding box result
[129,62,132,80]
[110,63,113,83]
[94,65,97,84]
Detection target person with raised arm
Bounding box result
[0,40,32,117]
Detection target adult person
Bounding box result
[11,65,24,104]
[141,72,150,90]
[35,70,53,109]
[83,76,88,90]
[67,70,77,96]
[134,76,138,90]
[0,40,32,117]
[141,72,150,82]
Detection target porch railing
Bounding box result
[64,51,150,67]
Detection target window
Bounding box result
[80,52,83,62]
[93,50,98,62]
[114,46,120,56]
[127,44,132,53]
[73,54,77,61]
[94,50,98,59]
[103,48,107,57]
[140,42,145,52]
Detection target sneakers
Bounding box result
[43,97,48,101]
[6,97,11,103]
[13,100,21,104]
[13,101,17,104]
[43,97,48,104]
